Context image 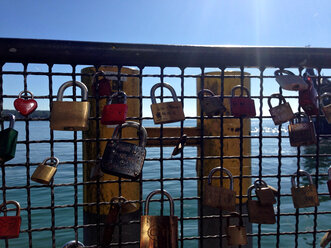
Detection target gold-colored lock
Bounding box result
[254,179,276,205]
[288,113,317,147]
[50,81,90,131]
[226,212,248,246]
[291,170,319,208]
[268,93,295,125]
[320,92,331,124]
[31,157,59,185]
[203,167,236,211]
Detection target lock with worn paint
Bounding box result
[197,89,226,117]
[299,72,319,116]
[92,70,127,97]
[0,200,21,239]
[226,212,248,246]
[31,157,60,185]
[247,184,276,224]
[101,91,128,125]
[288,113,317,147]
[274,69,308,91]
[291,170,319,208]
[203,167,236,211]
[320,92,331,124]
[268,93,295,125]
[140,189,178,248]
[0,114,18,163]
[62,240,85,248]
[328,166,331,198]
[150,83,185,124]
[230,85,256,118]
[50,81,90,131]
[101,121,147,179]
[13,90,38,116]
[254,179,276,205]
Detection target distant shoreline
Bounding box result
[2,109,50,118]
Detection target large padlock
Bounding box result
[268,93,295,125]
[230,85,256,118]
[140,189,178,248]
[92,70,127,97]
[0,114,18,163]
[320,92,331,124]
[203,167,236,211]
[328,166,331,198]
[288,113,317,147]
[247,184,276,224]
[226,212,248,246]
[101,121,147,179]
[150,83,185,124]
[62,240,85,248]
[197,89,226,117]
[101,91,128,125]
[254,179,276,205]
[31,157,60,185]
[299,72,319,116]
[0,200,21,239]
[274,69,308,91]
[50,81,90,131]
[291,170,319,208]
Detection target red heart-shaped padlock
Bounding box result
[14,91,38,116]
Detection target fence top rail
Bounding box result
[1,38,331,68]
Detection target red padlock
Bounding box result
[299,72,319,116]
[230,85,256,118]
[92,71,127,97]
[101,91,128,125]
[14,90,38,116]
[328,166,331,198]
[0,200,21,239]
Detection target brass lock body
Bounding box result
[254,179,277,205]
[31,157,59,185]
[288,113,317,147]
[268,93,294,125]
[320,92,331,124]
[226,212,248,246]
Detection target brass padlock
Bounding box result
[291,170,319,208]
[197,89,226,117]
[254,179,276,205]
[320,92,331,124]
[226,212,248,246]
[203,167,236,211]
[140,189,178,248]
[274,69,308,91]
[31,157,60,185]
[247,184,276,224]
[50,81,90,131]
[150,83,185,124]
[268,93,295,125]
[288,113,317,147]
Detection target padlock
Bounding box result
[288,113,317,147]
[197,89,226,117]
[31,157,60,185]
[150,83,185,124]
[50,81,90,131]
[203,167,236,211]
[320,92,331,124]
[268,93,295,125]
[0,200,21,239]
[140,189,178,248]
[291,170,319,208]
[92,70,127,97]
[320,231,331,248]
[0,114,18,163]
[254,179,276,205]
[171,134,187,157]
[274,69,308,91]
[13,90,38,116]
[226,212,248,246]
[230,85,256,118]
[247,184,276,224]
[101,121,147,179]
[328,166,331,198]
[299,72,319,116]
[101,91,128,125]
[62,240,85,248]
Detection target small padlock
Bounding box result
[230,85,256,118]
[101,121,147,179]
[288,113,317,147]
[254,179,276,205]
[101,91,128,125]
[274,69,308,91]
[197,89,226,117]
[140,189,178,248]
[226,212,248,246]
[328,166,331,198]
[320,231,331,248]
[247,184,276,224]
[0,114,18,163]
[203,167,236,212]
[320,92,331,124]
[50,81,90,131]
[299,72,319,116]
[62,240,85,248]
[291,170,319,208]
[31,157,60,185]
[150,83,185,124]
[268,93,295,125]
[13,90,38,116]
[92,70,127,97]
[0,200,21,239]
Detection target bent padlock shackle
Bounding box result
[17,90,35,99]
[1,114,15,130]
[0,200,20,217]
[41,157,60,168]
[112,121,147,147]
[291,170,314,187]
[231,85,250,97]
[144,189,174,216]
[62,240,85,248]
[207,167,234,190]
[268,93,287,109]
[274,69,295,76]
[253,179,269,189]
[106,90,127,104]
[320,92,331,107]
[150,82,179,104]
[197,89,216,99]
[57,81,88,102]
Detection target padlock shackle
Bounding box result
[274,69,295,76]
[247,184,255,200]
[320,92,331,107]
[268,93,286,109]
[110,196,137,214]
[1,113,16,130]
[62,240,85,248]
[226,211,241,226]
[291,170,314,187]
[107,90,127,105]
[207,167,234,190]
[231,85,250,97]
[197,89,216,100]
[112,121,147,147]
[144,189,174,216]
[290,112,311,125]
[41,157,60,168]
[18,90,34,99]
[57,81,88,102]
[150,82,179,104]
[253,179,269,189]
[0,200,20,217]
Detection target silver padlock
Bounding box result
[62,240,84,248]
[268,93,295,125]
[320,92,331,124]
[274,69,308,91]
[197,89,226,117]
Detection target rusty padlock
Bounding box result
[254,179,277,205]
[230,85,256,118]
[320,92,331,124]
[291,170,319,208]
[268,93,295,125]
[31,157,60,185]
[150,83,185,124]
[62,240,85,248]
[101,91,128,125]
[288,113,317,147]
[197,89,226,117]
[328,166,331,198]
[226,212,248,246]
[92,70,127,97]
[0,114,18,163]
[203,167,236,212]
[0,200,21,239]
[299,72,319,116]
[274,69,308,91]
